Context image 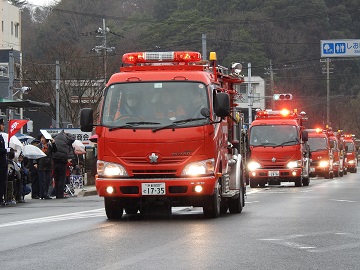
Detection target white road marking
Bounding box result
[330,199,356,203]
[0,209,106,228]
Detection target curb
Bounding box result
[77,190,98,197]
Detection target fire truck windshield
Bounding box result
[250,125,298,146]
[101,81,209,128]
[308,137,328,152]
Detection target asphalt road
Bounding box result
[1,170,360,270]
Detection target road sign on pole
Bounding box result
[321,39,360,58]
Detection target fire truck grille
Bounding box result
[124,157,185,164]
[132,170,177,178]
[263,164,286,169]
[311,161,319,166]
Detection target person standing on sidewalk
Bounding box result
[0,118,11,205]
[37,133,57,200]
[52,130,75,199]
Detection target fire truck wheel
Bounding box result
[250,179,258,188]
[330,172,334,179]
[339,170,344,177]
[334,171,339,177]
[203,187,221,218]
[294,177,302,187]
[302,177,310,186]
[344,169,347,175]
[324,172,330,179]
[228,185,244,214]
[104,197,124,220]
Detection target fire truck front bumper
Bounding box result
[95,177,217,197]
[249,168,302,179]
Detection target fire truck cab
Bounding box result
[307,128,334,179]
[248,109,310,187]
[81,51,247,219]
[343,134,357,173]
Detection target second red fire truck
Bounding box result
[247,109,310,187]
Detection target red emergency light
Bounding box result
[122,51,202,65]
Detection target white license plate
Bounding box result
[268,171,280,177]
[142,183,166,195]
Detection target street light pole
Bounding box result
[248,63,253,125]
[56,60,60,128]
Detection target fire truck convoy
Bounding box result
[307,128,334,179]
[81,51,247,219]
[247,109,310,187]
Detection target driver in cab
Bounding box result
[114,92,140,120]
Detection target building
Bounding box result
[236,76,266,124]
[0,0,21,115]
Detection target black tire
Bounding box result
[104,197,124,220]
[334,170,339,177]
[330,172,334,179]
[203,187,221,218]
[302,177,310,186]
[228,185,244,214]
[324,172,330,179]
[250,179,258,188]
[339,170,344,177]
[294,177,302,187]
[344,169,347,175]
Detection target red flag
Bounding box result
[8,119,29,142]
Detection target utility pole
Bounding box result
[321,58,332,125]
[7,50,14,121]
[326,57,330,125]
[248,63,252,125]
[56,60,60,128]
[269,60,275,110]
[202,34,207,61]
[92,19,115,84]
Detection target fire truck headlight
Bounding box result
[319,160,329,167]
[181,159,214,176]
[348,160,356,164]
[248,161,261,171]
[97,160,128,177]
[286,160,302,168]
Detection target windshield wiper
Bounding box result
[109,121,160,131]
[251,142,278,147]
[275,139,299,147]
[152,117,208,132]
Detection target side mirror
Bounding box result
[80,108,94,132]
[214,92,230,118]
[302,130,308,142]
[330,140,335,148]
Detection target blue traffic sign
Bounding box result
[321,39,360,58]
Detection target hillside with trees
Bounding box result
[19,0,360,134]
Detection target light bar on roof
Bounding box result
[122,51,202,65]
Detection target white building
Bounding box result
[0,0,21,51]
[236,76,266,110]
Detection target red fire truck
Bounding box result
[343,134,357,173]
[248,109,310,187]
[81,51,247,219]
[307,128,334,179]
[325,128,345,177]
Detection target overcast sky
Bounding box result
[26,0,59,7]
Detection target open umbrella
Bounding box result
[22,144,46,159]
[15,133,35,145]
[72,139,86,155]
[0,132,23,152]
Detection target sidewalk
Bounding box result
[75,185,98,197]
